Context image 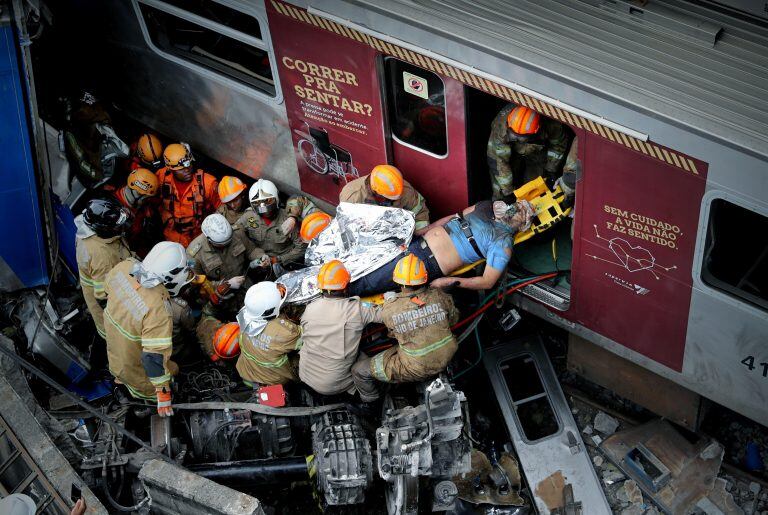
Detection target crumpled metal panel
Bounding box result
[281,203,414,303]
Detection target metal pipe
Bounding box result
[188,457,310,486]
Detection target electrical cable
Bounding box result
[451,325,484,380]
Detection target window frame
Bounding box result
[382,56,449,160]
[133,0,282,103]
[694,190,768,314]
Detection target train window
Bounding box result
[384,58,447,156]
[139,3,275,96]
[702,199,768,310]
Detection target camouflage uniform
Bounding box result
[216,204,245,225]
[285,194,322,221]
[103,259,177,400]
[236,316,302,386]
[339,176,430,232]
[487,103,577,200]
[235,208,307,268]
[352,287,458,398]
[75,216,133,339]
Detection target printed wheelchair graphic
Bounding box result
[294,121,360,184]
[586,225,676,280]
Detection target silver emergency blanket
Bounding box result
[280,203,415,303]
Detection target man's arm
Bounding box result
[431,264,504,291]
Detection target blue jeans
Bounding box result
[347,238,444,297]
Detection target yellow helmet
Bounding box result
[163,143,193,170]
[218,176,247,203]
[300,212,331,242]
[393,254,428,286]
[317,260,350,291]
[137,133,163,166]
[127,168,159,196]
[369,165,404,200]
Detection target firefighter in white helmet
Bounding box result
[187,213,261,317]
[103,241,194,415]
[236,179,307,270]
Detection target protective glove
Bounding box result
[215,281,232,298]
[280,216,297,235]
[156,387,173,417]
[228,276,246,290]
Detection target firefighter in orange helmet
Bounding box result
[155,142,220,247]
[217,176,248,225]
[109,168,162,257]
[339,165,430,235]
[129,133,165,173]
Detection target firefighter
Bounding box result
[156,142,220,247]
[129,133,164,173]
[109,167,162,257]
[217,176,249,225]
[339,165,431,234]
[236,179,307,270]
[196,317,241,362]
[299,211,332,243]
[187,213,257,317]
[352,255,459,400]
[281,193,323,235]
[487,104,578,201]
[103,241,194,414]
[299,261,382,398]
[75,198,133,340]
[235,282,301,387]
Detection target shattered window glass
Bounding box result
[140,4,275,96]
[384,58,447,156]
[702,199,768,311]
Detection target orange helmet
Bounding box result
[369,165,404,200]
[506,106,540,136]
[393,254,428,286]
[163,143,193,170]
[317,260,350,291]
[137,133,163,166]
[218,176,247,203]
[300,212,331,242]
[212,322,240,361]
[127,168,159,196]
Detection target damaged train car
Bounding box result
[1,0,767,513]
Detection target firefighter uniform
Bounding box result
[217,203,244,225]
[285,194,322,221]
[75,217,133,339]
[361,287,458,388]
[168,296,196,349]
[299,297,382,396]
[156,167,220,247]
[339,175,430,232]
[103,260,177,400]
[487,103,576,200]
[236,316,302,386]
[196,314,223,360]
[110,186,162,258]
[235,208,307,268]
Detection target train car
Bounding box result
[15,0,768,430]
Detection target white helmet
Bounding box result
[249,179,279,203]
[141,241,193,297]
[201,214,233,246]
[244,281,284,320]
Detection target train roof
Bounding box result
[311,0,768,158]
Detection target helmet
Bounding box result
[212,322,240,360]
[317,260,350,291]
[136,133,163,166]
[83,197,132,238]
[300,212,331,242]
[369,165,403,200]
[201,214,233,246]
[248,179,279,203]
[393,254,428,286]
[142,241,194,296]
[127,168,159,196]
[163,142,193,170]
[218,176,247,203]
[506,106,540,136]
[244,281,284,319]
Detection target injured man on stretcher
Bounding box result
[281,198,535,303]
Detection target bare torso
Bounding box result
[423,226,463,274]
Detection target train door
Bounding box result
[381,58,468,218]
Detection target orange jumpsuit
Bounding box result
[155,167,220,247]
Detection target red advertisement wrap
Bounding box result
[571,135,708,371]
[267,1,386,204]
